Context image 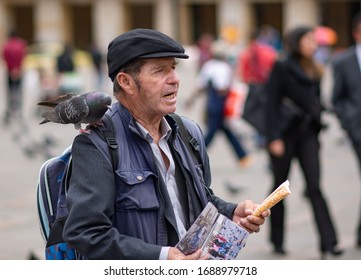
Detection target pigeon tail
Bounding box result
[39,119,50,125]
[37,94,75,107]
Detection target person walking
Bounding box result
[196,33,214,70]
[56,44,80,95]
[237,28,278,148]
[88,42,104,90]
[264,26,342,258]
[237,28,278,86]
[2,30,27,125]
[331,12,361,249]
[187,40,251,168]
[63,28,270,260]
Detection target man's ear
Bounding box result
[116,72,133,93]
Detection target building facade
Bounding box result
[0,0,360,54]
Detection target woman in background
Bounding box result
[264,26,342,258]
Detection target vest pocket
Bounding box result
[115,169,160,211]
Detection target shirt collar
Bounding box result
[136,117,172,143]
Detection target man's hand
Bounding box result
[168,248,207,260]
[233,200,270,233]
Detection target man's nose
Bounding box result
[167,70,180,84]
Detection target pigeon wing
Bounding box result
[56,97,90,124]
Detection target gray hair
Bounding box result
[112,58,146,96]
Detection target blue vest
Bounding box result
[87,103,210,246]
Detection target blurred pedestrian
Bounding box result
[331,12,361,249]
[237,28,278,148]
[56,44,80,94]
[2,30,27,125]
[264,26,342,258]
[314,26,338,66]
[88,43,103,90]
[257,25,282,52]
[187,40,251,168]
[238,28,278,86]
[196,33,214,70]
[57,44,74,73]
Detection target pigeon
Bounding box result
[37,91,112,132]
[225,182,244,195]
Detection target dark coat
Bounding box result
[332,46,361,143]
[264,56,324,142]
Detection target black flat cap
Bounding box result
[107,28,189,81]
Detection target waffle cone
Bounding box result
[253,180,291,217]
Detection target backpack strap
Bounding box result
[64,115,118,192]
[98,114,119,171]
[169,113,202,166]
[168,113,214,204]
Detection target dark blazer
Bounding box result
[332,46,361,142]
[264,56,324,142]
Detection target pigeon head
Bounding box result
[86,92,112,109]
[85,91,112,122]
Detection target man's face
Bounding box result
[130,57,180,121]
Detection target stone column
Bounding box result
[283,0,319,32]
[154,0,176,38]
[0,1,8,96]
[33,0,65,43]
[0,1,9,46]
[178,1,192,45]
[218,0,253,45]
[92,0,125,53]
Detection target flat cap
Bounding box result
[107,28,189,81]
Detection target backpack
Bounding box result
[36,114,118,260]
[36,113,200,260]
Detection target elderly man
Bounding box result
[63,29,269,260]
